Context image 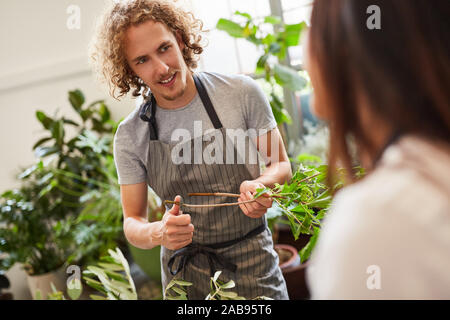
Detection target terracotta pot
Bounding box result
[26,266,66,300]
[275,244,301,270]
[274,242,310,300]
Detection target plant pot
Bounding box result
[282,261,310,300]
[128,244,161,284]
[274,243,310,300]
[26,266,67,300]
[275,244,301,269]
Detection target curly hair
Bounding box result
[89,0,206,100]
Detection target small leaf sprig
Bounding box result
[83,247,137,300]
[164,271,272,300]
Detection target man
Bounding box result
[90,0,292,299]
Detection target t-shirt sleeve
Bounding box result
[241,76,277,135]
[113,124,147,185]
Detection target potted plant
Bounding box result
[0,89,129,299]
[0,164,74,299]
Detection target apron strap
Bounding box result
[138,73,223,141]
[193,74,223,129]
[139,94,158,140]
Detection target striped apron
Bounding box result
[139,74,288,300]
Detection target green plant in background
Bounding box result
[217,12,308,127]
[0,163,74,275]
[34,89,117,177]
[0,89,125,276]
[52,154,126,267]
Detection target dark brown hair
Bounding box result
[309,0,450,185]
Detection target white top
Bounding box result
[307,135,450,299]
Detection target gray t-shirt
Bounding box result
[113,71,277,185]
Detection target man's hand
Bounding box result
[238,180,273,219]
[153,195,194,250]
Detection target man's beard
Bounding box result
[161,85,186,101]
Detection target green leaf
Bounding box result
[213,270,222,282]
[216,19,245,38]
[264,16,282,25]
[171,286,187,296]
[32,137,53,150]
[220,280,235,289]
[173,280,193,286]
[299,227,320,263]
[234,11,252,20]
[34,146,60,158]
[218,291,238,298]
[273,63,307,92]
[282,22,306,47]
[256,54,269,69]
[99,103,111,123]
[62,118,79,127]
[69,89,85,113]
[36,111,53,130]
[253,187,271,199]
[50,120,65,146]
[271,105,292,125]
[296,153,323,165]
[270,93,292,125]
[262,34,276,46]
[307,195,332,209]
[80,109,93,122]
[97,262,124,272]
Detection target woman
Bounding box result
[305,0,450,299]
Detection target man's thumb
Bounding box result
[169,195,182,215]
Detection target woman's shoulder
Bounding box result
[308,136,450,298]
[336,135,450,220]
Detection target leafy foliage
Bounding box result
[0,164,74,275]
[164,271,272,300]
[217,12,308,126]
[205,271,245,300]
[0,89,124,275]
[83,247,137,300]
[259,161,365,262]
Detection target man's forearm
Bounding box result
[254,160,292,189]
[123,216,162,250]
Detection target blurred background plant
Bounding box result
[217,11,309,149]
[0,89,126,276]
